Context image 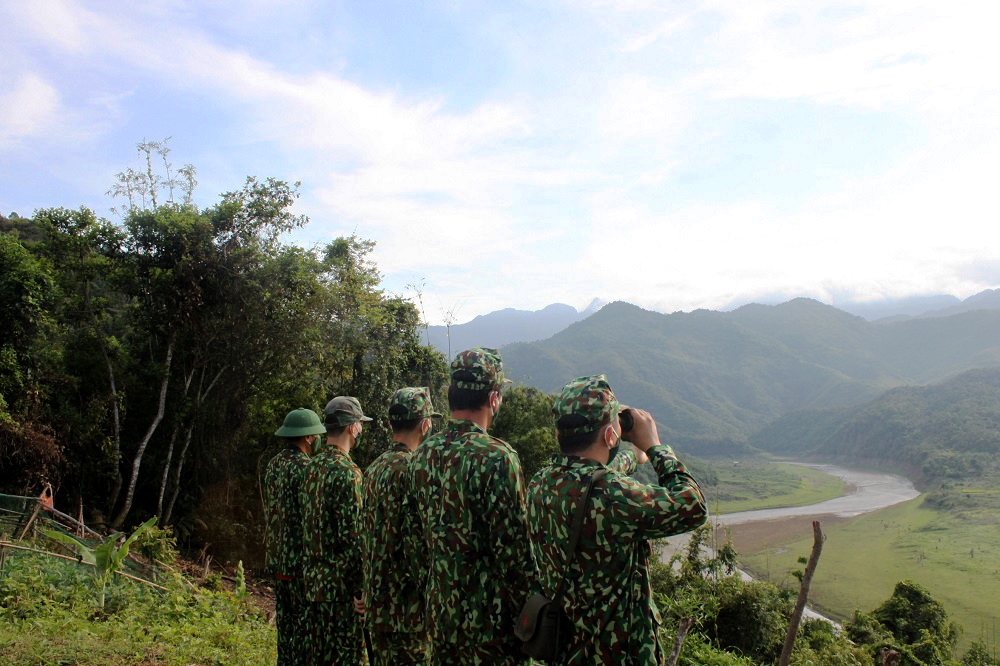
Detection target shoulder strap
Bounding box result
[551,467,607,605]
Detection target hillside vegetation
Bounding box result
[750,368,1000,481]
[502,300,1000,455]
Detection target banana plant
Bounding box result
[44,516,157,609]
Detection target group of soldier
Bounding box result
[264,346,708,665]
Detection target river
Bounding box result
[717,463,919,527]
[659,463,920,623]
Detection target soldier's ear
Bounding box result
[603,423,617,447]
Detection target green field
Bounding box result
[703,459,846,514]
[736,497,1000,653]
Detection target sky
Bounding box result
[3,0,1000,325]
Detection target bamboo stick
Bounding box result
[0,540,168,592]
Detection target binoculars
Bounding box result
[619,408,634,434]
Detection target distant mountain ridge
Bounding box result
[425,290,1000,358]
[500,298,1000,455]
[424,301,601,357]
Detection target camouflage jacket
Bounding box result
[300,447,365,603]
[525,445,708,665]
[362,443,427,634]
[264,447,311,576]
[408,419,534,650]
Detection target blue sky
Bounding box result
[3,0,999,324]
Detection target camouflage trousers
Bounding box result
[430,638,530,666]
[275,578,309,666]
[371,628,431,665]
[306,600,369,666]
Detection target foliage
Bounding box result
[490,384,559,481]
[132,523,179,566]
[0,232,64,493]
[709,576,795,662]
[43,516,158,608]
[845,580,965,665]
[1,141,448,566]
[845,580,960,666]
[0,549,274,665]
[789,619,874,665]
[750,368,1000,481]
[963,642,1000,666]
[649,524,869,665]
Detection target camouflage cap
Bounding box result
[450,347,512,391]
[552,374,625,435]
[323,396,373,429]
[388,387,442,421]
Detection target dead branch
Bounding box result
[778,520,825,666]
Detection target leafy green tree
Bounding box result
[847,580,961,666]
[5,141,451,564]
[0,232,63,494]
[491,384,559,481]
[32,207,127,512]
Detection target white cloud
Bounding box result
[4,0,1000,322]
[0,74,61,144]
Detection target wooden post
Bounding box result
[778,521,825,666]
[16,501,42,541]
[666,617,695,666]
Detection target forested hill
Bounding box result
[749,368,1000,478]
[501,299,1000,453]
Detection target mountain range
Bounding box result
[423,301,602,357]
[427,290,1000,357]
[499,297,1000,455]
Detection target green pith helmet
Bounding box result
[274,408,327,438]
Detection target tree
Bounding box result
[846,580,961,666]
[0,232,63,495]
[33,208,127,512]
[490,384,559,482]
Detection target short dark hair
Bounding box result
[284,435,313,449]
[556,414,606,454]
[325,423,350,438]
[390,417,423,434]
[447,380,491,411]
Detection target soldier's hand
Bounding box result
[353,594,366,616]
[632,444,649,465]
[625,409,661,453]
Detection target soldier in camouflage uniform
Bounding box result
[408,348,534,666]
[265,408,327,666]
[362,387,441,665]
[525,375,708,665]
[301,396,373,665]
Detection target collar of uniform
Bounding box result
[444,418,488,437]
[391,441,410,452]
[318,447,351,460]
[549,453,605,470]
